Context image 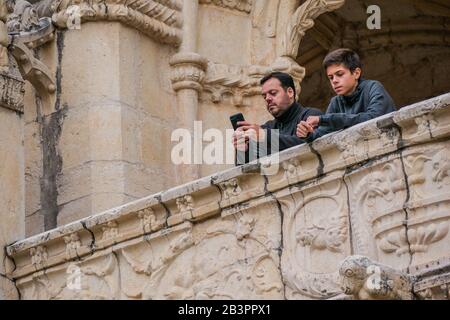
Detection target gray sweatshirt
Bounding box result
[305,78,396,142]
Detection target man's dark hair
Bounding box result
[323,48,362,73]
[260,72,296,97]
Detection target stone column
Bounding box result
[170,0,207,184]
[24,0,186,229]
[0,4,25,297]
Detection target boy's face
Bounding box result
[261,78,295,118]
[326,64,361,96]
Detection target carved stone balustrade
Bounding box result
[4,93,450,299]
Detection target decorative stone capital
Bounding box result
[51,0,183,46]
[169,52,208,92]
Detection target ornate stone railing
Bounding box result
[4,93,450,299]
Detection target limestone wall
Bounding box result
[5,93,450,299]
[20,0,346,234]
[0,59,25,299]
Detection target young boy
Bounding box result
[296,48,396,141]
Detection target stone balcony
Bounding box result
[5,92,450,300]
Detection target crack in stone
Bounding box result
[155,194,171,229]
[308,143,324,177]
[393,123,414,273]
[341,173,354,255]
[261,173,287,300]
[210,176,224,211]
[81,221,96,254]
[2,245,21,299]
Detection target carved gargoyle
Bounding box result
[338,255,415,300]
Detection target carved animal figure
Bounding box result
[339,255,414,300]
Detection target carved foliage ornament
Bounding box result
[281,181,349,299]
[199,0,252,14]
[51,0,182,45]
[281,0,345,59]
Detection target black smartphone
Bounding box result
[230,113,245,130]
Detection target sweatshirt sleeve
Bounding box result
[264,128,307,153]
[304,102,337,142]
[319,81,396,130]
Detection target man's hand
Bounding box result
[236,121,266,142]
[232,127,249,151]
[296,116,320,138]
[296,121,314,138]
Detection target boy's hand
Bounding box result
[296,121,314,138]
[306,116,320,128]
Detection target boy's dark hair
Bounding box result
[260,72,296,97]
[323,48,362,73]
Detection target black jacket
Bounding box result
[237,102,323,164]
[305,78,396,142]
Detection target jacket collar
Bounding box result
[275,101,301,123]
[341,78,366,104]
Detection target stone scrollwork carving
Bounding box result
[352,161,406,257]
[101,221,119,241]
[9,39,55,88]
[431,148,450,188]
[7,0,40,33]
[199,0,252,14]
[202,58,306,106]
[30,245,48,268]
[280,0,345,59]
[219,178,242,200]
[137,208,156,234]
[64,232,81,260]
[51,0,183,46]
[281,180,350,299]
[201,62,265,107]
[379,221,449,256]
[338,255,414,300]
[175,195,195,215]
[3,0,57,113]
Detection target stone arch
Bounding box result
[296,0,450,110]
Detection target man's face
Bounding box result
[326,64,361,96]
[261,78,295,118]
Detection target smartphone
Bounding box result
[230,113,245,130]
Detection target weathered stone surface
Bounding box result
[6,92,450,299]
[3,0,450,300]
[0,79,24,300]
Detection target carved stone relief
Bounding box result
[17,209,284,300]
[279,176,350,299]
[346,157,409,268]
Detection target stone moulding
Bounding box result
[201,57,306,106]
[51,0,183,46]
[0,71,25,112]
[5,93,450,299]
[199,0,253,14]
